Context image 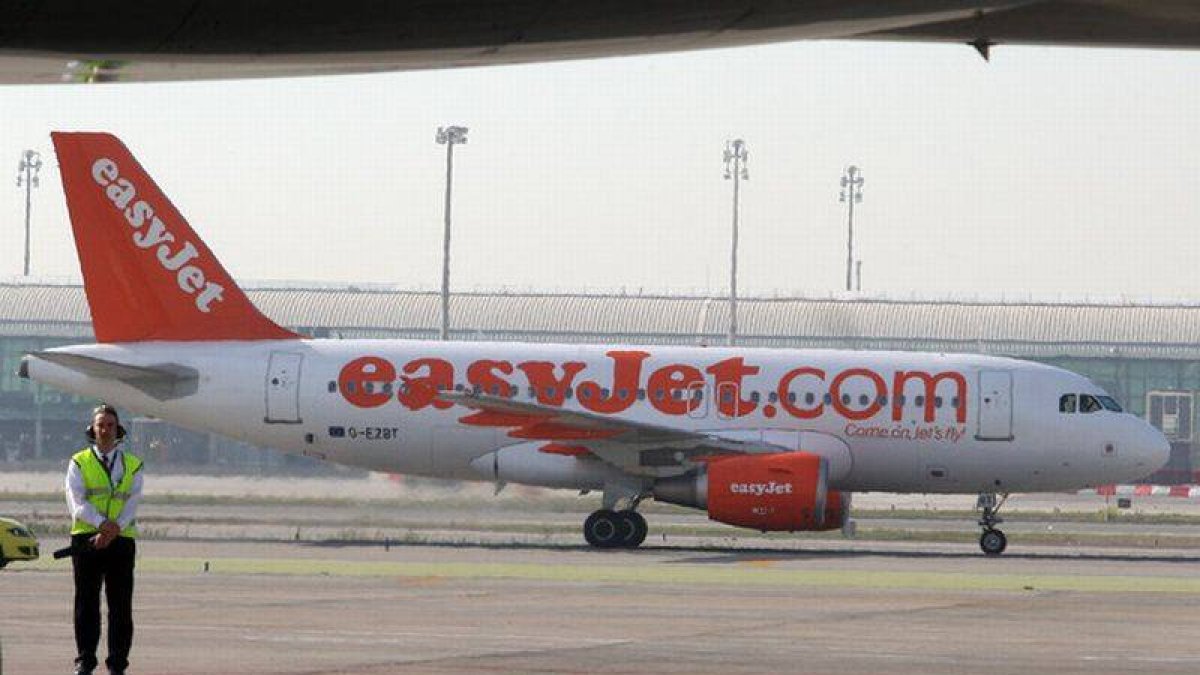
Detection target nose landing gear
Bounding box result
[976,492,1009,555]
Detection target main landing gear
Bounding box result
[583,509,648,549]
[584,483,650,549]
[976,492,1009,556]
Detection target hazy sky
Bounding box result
[2,41,1199,301]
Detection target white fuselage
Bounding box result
[27,339,1169,495]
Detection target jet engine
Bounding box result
[653,452,850,532]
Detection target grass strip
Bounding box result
[7,490,1200,524]
[21,555,1200,594]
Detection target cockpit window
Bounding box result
[1079,394,1103,413]
[1098,396,1123,412]
[1059,394,1077,413]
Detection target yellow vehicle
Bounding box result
[0,517,39,568]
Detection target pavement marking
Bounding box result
[24,555,1200,593]
[1082,656,1200,664]
[0,618,631,647]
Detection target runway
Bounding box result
[4,539,1200,674]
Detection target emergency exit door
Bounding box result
[265,351,303,424]
[976,370,1013,441]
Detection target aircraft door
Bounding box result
[976,370,1013,441]
[265,351,304,424]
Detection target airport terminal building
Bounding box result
[2,280,1198,482]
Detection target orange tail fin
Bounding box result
[52,132,298,342]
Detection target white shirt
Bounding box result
[65,445,143,530]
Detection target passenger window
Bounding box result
[934,396,943,408]
[824,393,833,405]
[1080,394,1103,413]
[804,393,813,405]
[915,396,925,407]
[327,381,336,393]
[637,389,646,401]
[858,394,869,406]
[768,392,778,403]
[382,382,393,395]
[750,391,760,403]
[1059,394,1077,413]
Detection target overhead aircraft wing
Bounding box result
[439,390,782,474]
[855,1,1200,51]
[5,1,1200,84]
[22,352,198,401]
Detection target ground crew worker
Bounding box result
[65,404,143,675]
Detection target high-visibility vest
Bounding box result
[70,448,143,538]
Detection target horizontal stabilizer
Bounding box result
[27,352,198,401]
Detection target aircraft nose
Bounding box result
[1139,424,1171,473]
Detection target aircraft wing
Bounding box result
[439,391,781,473]
[6,1,1200,84]
[856,1,1200,51]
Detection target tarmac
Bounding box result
[4,537,1200,674]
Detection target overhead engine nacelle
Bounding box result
[653,452,850,532]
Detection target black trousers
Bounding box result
[72,533,136,672]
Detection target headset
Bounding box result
[84,403,127,442]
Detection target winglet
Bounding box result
[51,132,298,342]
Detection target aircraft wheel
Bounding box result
[980,528,1007,556]
[583,510,622,548]
[617,510,648,549]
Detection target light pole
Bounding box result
[16,150,42,276]
[435,125,468,341]
[723,139,748,346]
[840,165,864,292]
[856,260,863,292]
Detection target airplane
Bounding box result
[20,132,1170,555]
[6,1,1200,83]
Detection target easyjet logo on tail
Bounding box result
[91,158,225,313]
